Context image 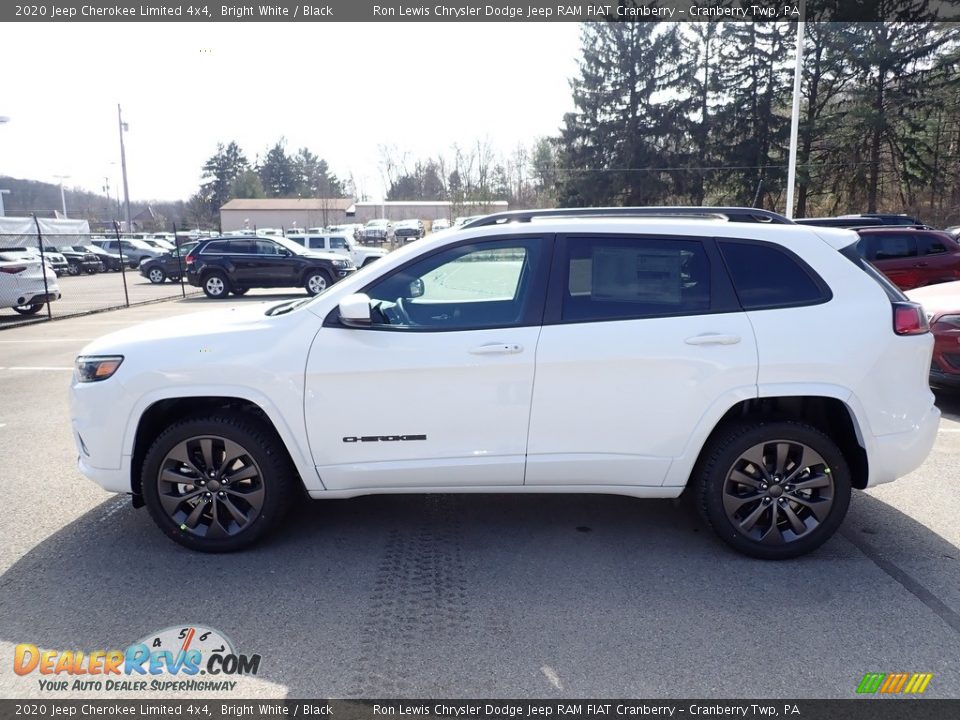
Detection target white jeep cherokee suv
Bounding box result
[70,208,940,558]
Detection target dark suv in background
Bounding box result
[184,235,356,298]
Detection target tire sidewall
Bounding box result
[140,415,292,552]
[698,421,852,560]
[202,272,229,299]
[305,269,330,296]
[149,267,166,283]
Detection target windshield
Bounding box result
[367,220,388,227]
[272,236,308,255]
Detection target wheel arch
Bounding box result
[677,391,869,491]
[129,393,315,504]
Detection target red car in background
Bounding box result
[856,227,960,291]
[906,280,960,390]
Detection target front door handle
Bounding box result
[469,343,523,355]
[684,334,742,346]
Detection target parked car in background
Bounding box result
[855,227,960,291]
[70,208,940,558]
[33,246,68,275]
[139,242,198,284]
[431,218,451,232]
[361,219,394,244]
[394,219,424,243]
[55,246,102,275]
[285,233,386,267]
[842,213,925,227]
[946,226,960,239]
[72,244,125,272]
[184,235,355,298]
[138,238,176,253]
[325,224,365,242]
[906,280,960,390]
[0,249,61,315]
[453,215,485,227]
[795,217,886,229]
[93,238,165,266]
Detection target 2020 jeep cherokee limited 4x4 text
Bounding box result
[70,208,940,559]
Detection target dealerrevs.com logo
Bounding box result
[14,625,261,692]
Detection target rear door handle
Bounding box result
[469,343,523,355]
[684,334,742,346]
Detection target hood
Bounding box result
[905,281,960,316]
[302,250,346,262]
[79,303,280,356]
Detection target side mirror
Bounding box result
[408,278,424,298]
[280,248,292,257]
[339,293,372,327]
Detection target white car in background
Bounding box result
[431,218,451,232]
[286,233,387,267]
[0,249,61,315]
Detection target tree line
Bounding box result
[188,139,348,226]
[192,18,960,226]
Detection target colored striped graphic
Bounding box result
[857,673,933,694]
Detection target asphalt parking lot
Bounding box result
[1,294,959,700]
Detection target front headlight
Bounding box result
[332,259,352,268]
[75,355,124,382]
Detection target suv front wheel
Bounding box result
[695,421,851,560]
[141,413,295,552]
[304,269,331,296]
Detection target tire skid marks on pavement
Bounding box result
[351,496,472,695]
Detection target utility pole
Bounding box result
[118,104,132,233]
[785,1,806,219]
[0,189,10,217]
[54,175,70,218]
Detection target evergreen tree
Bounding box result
[258,139,298,197]
[557,19,682,206]
[200,141,248,210]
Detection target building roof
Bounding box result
[355,200,509,207]
[220,198,355,211]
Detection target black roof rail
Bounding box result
[462,207,794,228]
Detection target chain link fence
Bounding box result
[0,221,201,328]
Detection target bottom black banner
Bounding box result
[1,700,958,720]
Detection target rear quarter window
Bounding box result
[719,240,830,310]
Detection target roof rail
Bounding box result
[462,207,793,228]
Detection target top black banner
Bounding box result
[3,0,960,23]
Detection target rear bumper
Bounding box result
[866,405,940,487]
[20,290,60,305]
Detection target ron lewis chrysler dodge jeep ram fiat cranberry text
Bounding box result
[69,208,940,559]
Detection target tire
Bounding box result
[202,271,229,299]
[12,302,45,315]
[694,421,851,560]
[67,262,80,276]
[147,267,167,284]
[232,288,250,296]
[304,269,331,296]
[140,413,296,552]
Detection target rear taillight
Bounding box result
[893,302,929,336]
[0,265,27,274]
[185,253,195,266]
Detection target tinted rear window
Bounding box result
[719,241,829,310]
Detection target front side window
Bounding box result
[919,234,948,255]
[330,237,348,249]
[363,239,542,330]
[719,240,828,310]
[871,233,918,260]
[561,236,711,322]
[255,239,282,255]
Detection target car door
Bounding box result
[525,233,757,487]
[867,233,919,289]
[252,239,298,286]
[304,235,551,490]
[915,232,960,285]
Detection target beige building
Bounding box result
[220,198,509,231]
[220,198,356,232]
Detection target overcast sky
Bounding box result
[0,22,581,203]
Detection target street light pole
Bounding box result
[0,189,10,217]
[118,104,133,233]
[785,1,806,219]
[53,174,70,218]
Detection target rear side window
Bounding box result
[919,234,950,255]
[719,241,829,310]
[202,240,229,253]
[872,233,917,259]
[561,237,711,322]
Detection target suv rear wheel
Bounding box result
[695,421,851,560]
[202,271,229,299]
[147,267,167,284]
[141,413,295,552]
[304,269,331,296]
